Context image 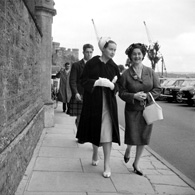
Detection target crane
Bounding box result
[91,19,100,41]
[143,21,152,46]
[143,21,167,77]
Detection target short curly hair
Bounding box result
[83,44,94,52]
[125,43,147,60]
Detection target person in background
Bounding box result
[118,64,125,75]
[56,62,72,112]
[76,37,121,178]
[119,43,161,176]
[68,44,94,127]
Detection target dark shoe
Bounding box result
[124,150,130,163]
[77,139,84,144]
[132,163,143,176]
[124,155,130,163]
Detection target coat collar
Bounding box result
[128,65,149,83]
[95,55,116,67]
[129,65,142,82]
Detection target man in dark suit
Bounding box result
[68,44,94,128]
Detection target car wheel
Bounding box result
[176,93,183,103]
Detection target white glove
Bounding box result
[94,78,103,87]
[112,75,118,84]
[94,77,114,90]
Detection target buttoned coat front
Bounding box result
[76,56,121,147]
[119,65,161,145]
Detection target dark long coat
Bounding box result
[118,65,162,145]
[76,56,121,147]
[68,59,85,116]
[69,59,85,97]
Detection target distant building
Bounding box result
[52,42,79,74]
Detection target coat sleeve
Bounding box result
[69,63,78,96]
[146,70,162,103]
[55,71,61,78]
[118,73,135,104]
[80,63,96,93]
[112,68,121,95]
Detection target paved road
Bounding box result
[117,96,195,183]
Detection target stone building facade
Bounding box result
[52,42,79,74]
[0,0,56,194]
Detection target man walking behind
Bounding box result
[67,44,94,127]
[56,62,72,112]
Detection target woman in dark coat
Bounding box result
[76,37,121,178]
[119,43,161,176]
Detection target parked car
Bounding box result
[160,78,187,102]
[192,94,195,105]
[159,77,168,86]
[157,78,175,100]
[176,80,195,106]
[159,78,177,101]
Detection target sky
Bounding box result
[52,0,195,73]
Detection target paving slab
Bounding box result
[27,172,116,193]
[34,157,83,172]
[147,175,188,186]
[111,173,155,194]
[154,184,195,195]
[45,128,75,134]
[88,193,155,195]
[81,158,129,174]
[42,135,78,148]
[38,147,92,159]
[23,192,86,195]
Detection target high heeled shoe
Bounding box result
[92,160,99,166]
[124,150,130,163]
[132,163,143,176]
[102,171,111,178]
[124,155,130,163]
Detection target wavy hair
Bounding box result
[125,43,147,60]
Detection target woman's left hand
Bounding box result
[94,77,114,90]
[134,91,147,101]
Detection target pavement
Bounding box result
[15,102,195,195]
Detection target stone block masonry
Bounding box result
[0,0,46,194]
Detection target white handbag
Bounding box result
[143,92,163,125]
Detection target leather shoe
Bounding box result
[132,163,143,176]
[102,171,111,178]
[124,155,130,163]
[124,150,130,163]
[92,160,99,166]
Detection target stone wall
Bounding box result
[52,42,79,74]
[0,0,44,194]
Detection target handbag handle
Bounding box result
[148,92,156,104]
